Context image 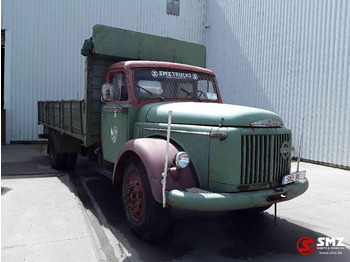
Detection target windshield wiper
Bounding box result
[136,85,164,100]
[180,88,203,102]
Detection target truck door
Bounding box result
[101,71,130,163]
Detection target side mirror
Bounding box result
[101,83,114,102]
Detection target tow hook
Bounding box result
[267,193,287,202]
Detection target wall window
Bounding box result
[167,0,180,16]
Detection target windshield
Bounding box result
[133,69,219,101]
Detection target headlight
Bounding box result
[173,151,190,169]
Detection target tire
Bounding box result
[122,157,170,241]
[48,132,65,169]
[65,153,78,169]
[48,131,78,170]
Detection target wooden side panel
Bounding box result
[38,100,85,141]
[84,57,122,146]
[38,57,122,146]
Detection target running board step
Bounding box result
[95,166,113,180]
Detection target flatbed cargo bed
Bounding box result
[38,100,85,141]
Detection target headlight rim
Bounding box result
[173,151,190,170]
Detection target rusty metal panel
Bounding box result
[205,0,350,168]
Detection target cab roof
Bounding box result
[108,61,215,76]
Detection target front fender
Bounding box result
[113,138,196,203]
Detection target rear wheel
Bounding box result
[65,152,78,169]
[48,131,78,169]
[122,157,170,240]
[49,132,65,169]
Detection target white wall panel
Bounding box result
[205,0,349,168]
[1,0,206,142]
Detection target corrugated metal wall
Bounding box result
[1,0,206,142]
[2,0,349,168]
[205,0,350,168]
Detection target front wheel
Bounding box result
[122,157,170,240]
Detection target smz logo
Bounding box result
[151,70,158,77]
[297,236,316,255]
[297,236,345,255]
[317,237,345,247]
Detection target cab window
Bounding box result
[110,73,128,101]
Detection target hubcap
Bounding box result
[125,172,145,221]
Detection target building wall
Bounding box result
[2,0,349,168]
[1,0,206,142]
[205,0,350,168]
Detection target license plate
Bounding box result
[282,171,306,185]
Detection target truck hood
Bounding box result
[138,102,283,127]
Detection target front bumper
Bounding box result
[166,179,309,211]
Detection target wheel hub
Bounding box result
[125,172,145,221]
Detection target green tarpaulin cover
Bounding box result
[81,24,206,67]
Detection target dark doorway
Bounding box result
[1,30,5,144]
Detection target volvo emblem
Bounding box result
[280,141,290,159]
[110,125,118,143]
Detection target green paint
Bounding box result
[101,105,130,163]
[138,102,284,127]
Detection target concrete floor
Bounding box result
[1,144,122,262]
[1,175,99,262]
[2,144,350,261]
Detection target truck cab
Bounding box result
[99,60,308,240]
[101,60,221,163]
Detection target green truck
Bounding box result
[38,25,308,240]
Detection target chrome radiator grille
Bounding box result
[241,134,291,184]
